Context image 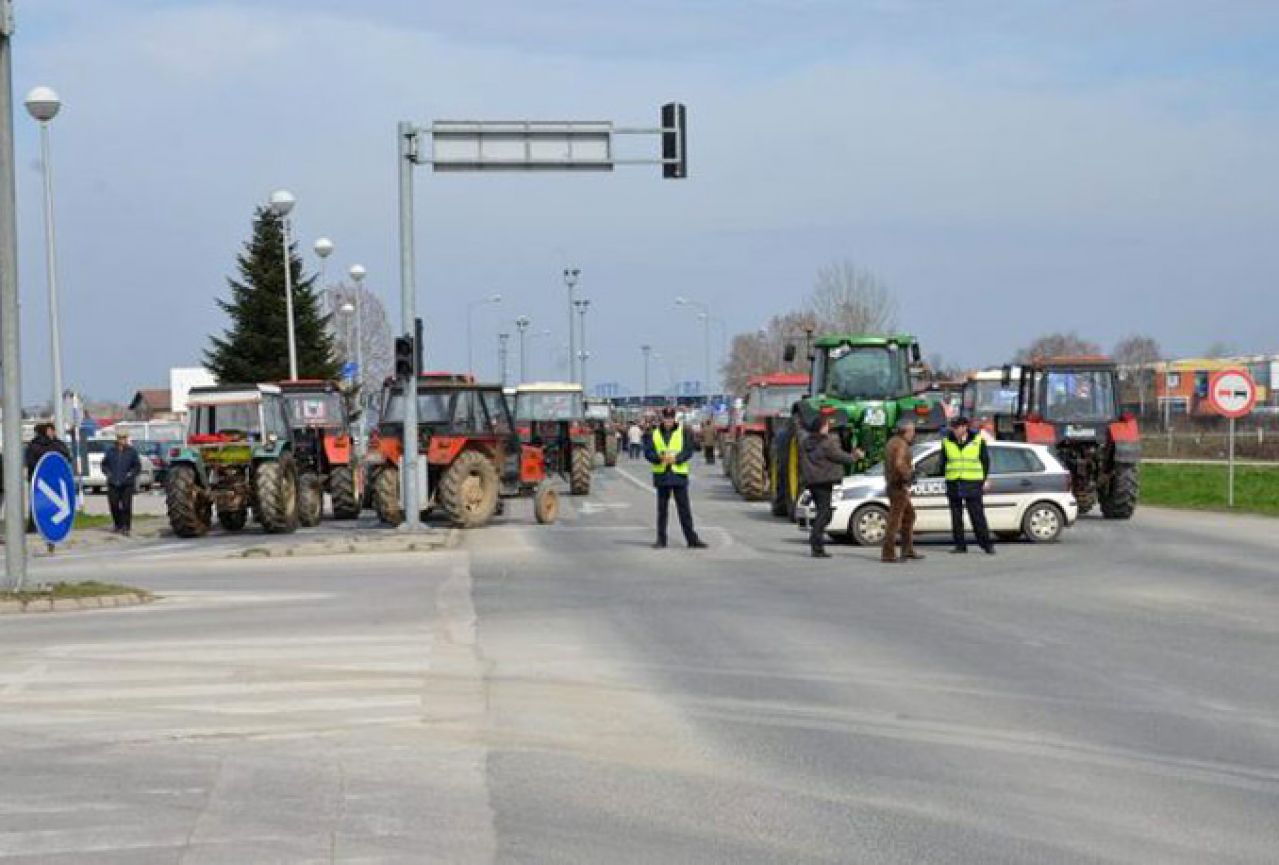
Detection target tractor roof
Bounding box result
[277,379,341,394]
[515,381,583,394]
[967,366,1020,382]
[812,333,917,349]
[747,373,809,388]
[187,383,279,405]
[1032,355,1116,368]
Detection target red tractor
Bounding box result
[996,356,1140,518]
[278,380,362,525]
[364,376,557,528]
[722,373,809,502]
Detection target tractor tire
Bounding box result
[771,427,800,518]
[329,466,361,520]
[1101,464,1139,520]
[373,466,403,526]
[438,449,500,528]
[166,465,210,538]
[256,456,299,534]
[604,435,619,468]
[534,484,559,524]
[570,446,592,496]
[721,442,733,478]
[218,507,248,532]
[737,435,769,502]
[297,472,324,527]
[1075,484,1098,515]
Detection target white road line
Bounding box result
[613,466,656,494]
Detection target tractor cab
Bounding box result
[513,383,593,495]
[962,367,1021,438]
[277,380,361,522]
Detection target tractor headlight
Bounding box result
[864,407,887,427]
[266,433,279,444]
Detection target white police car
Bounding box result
[796,440,1078,545]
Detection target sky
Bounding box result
[9,0,1279,402]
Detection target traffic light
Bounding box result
[661,102,686,179]
[394,334,415,379]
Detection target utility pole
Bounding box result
[1,1,26,587]
[498,332,511,386]
[514,316,530,383]
[574,298,591,394]
[563,268,580,384]
[396,121,423,531]
[641,344,652,399]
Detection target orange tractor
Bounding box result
[278,380,362,525]
[721,373,809,502]
[364,376,557,528]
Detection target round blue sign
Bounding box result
[31,452,76,545]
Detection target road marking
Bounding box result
[614,466,656,493]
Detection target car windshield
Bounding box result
[966,380,1019,416]
[284,393,344,428]
[1040,370,1117,423]
[381,389,452,425]
[862,443,934,477]
[749,386,805,414]
[187,402,262,439]
[818,345,908,401]
[515,392,583,421]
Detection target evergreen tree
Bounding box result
[205,207,340,383]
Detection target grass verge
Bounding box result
[1141,463,1279,517]
[0,581,151,604]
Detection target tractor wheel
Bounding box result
[256,455,299,534]
[1075,484,1098,515]
[329,466,361,520]
[166,465,210,538]
[297,472,324,527]
[721,442,733,478]
[771,428,799,517]
[438,449,500,528]
[737,435,769,501]
[218,507,248,532]
[373,466,404,526]
[534,484,559,524]
[570,446,592,496]
[604,435,619,468]
[1101,464,1139,520]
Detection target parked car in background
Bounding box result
[136,440,180,485]
[80,439,156,494]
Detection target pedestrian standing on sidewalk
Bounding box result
[644,406,708,550]
[627,421,643,460]
[882,419,924,564]
[941,415,995,555]
[799,408,863,558]
[102,431,142,536]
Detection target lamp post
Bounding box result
[346,263,368,445]
[514,316,531,383]
[25,86,66,437]
[641,344,652,399]
[675,296,712,397]
[574,297,591,393]
[563,267,580,383]
[497,332,511,386]
[467,293,502,376]
[314,236,333,296]
[269,189,298,379]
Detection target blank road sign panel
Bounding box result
[431,121,614,171]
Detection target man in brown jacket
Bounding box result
[882,419,924,563]
[800,409,863,558]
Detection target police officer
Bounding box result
[940,415,995,555]
[644,406,708,550]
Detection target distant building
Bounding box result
[1154,355,1277,418]
[170,367,217,416]
[127,388,175,421]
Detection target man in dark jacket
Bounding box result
[644,406,708,550]
[800,409,862,558]
[102,431,142,535]
[24,424,72,536]
[882,419,924,563]
[939,416,994,555]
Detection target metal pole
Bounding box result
[702,313,711,397]
[281,217,298,379]
[642,345,650,399]
[564,269,578,384]
[1228,416,1236,508]
[466,304,475,376]
[1,12,27,587]
[576,300,590,393]
[397,121,422,531]
[498,333,510,386]
[37,122,64,439]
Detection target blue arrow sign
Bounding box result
[31,452,76,545]
[341,361,358,380]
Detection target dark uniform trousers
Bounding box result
[656,485,697,546]
[947,480,992,551]
[108,484,135,532]
[808,482,834,552]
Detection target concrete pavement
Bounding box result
[0,459,1276,862]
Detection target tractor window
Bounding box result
[480,391,513,435]
[452,391,479,432]
[964,381,1018,416]
[381,390,452,425]
[515,392,583,421]
[749,386,806,414]
[818,346,909,401]
[285,393,344,428]
[188,402,262,440]
[1041,371,1117,423]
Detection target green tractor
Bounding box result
[165,384,301,537]
[771,334,934,518]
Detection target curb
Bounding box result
[0,592,153,615]
[230,529,459,559]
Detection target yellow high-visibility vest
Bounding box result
[651,426,689,475]
[943,436,985,482]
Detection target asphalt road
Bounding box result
[2,458,1277,863]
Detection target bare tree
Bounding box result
[1113,334,1162,416]
[807,259,898,334]
[1014,332,1101,364]
[720,310,820,395]
[323,283,393,409]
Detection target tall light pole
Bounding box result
[24,86,65,437]
[574,297,591,393]
[348,264,366,390]
[641,344,652,399]
[514,316,530,383]
[269,189,298,379]
[563,267,580,383]
[467,293,501,376]
[497,332,511,386]
[676,296,712,397]
[313,237,333,304]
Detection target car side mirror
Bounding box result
[783,343,797,363]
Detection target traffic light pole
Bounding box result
[396,122,423,531]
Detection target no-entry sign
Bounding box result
[1208,368,1257,419]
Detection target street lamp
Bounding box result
[514,316,531,383]
[467,293,502,375]
[347,263,367,442]
[25,86,66,437]
[268,189,298,379]
[313,237,333,302]
[675,296,712,397]
[497,332,511,386]
[574,297,591,393]
[563,267,580,383]
[641,344,652,399]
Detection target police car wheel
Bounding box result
[850,504,889,547]
[1022,502,1063,543]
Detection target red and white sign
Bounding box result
[1208,368,1257,419]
